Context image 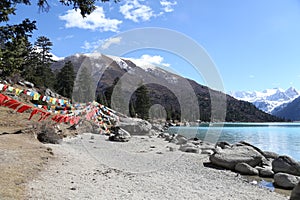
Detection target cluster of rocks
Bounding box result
[209,142,300,189]
[208,140,300,198]
[158,132,215,155]
[156,132,300,199]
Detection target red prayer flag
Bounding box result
[0,93,9,105]
[17,105,32,113]
[8,102,22,110]
[29,108,40,120]
[2,99,19,107]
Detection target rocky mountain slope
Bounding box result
[271,96,300,121]
[52,53,283,122]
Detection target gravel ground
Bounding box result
[26,133,288,200]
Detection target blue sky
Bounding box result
[6,0,300,92]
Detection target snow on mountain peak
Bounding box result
[230,87,300,113]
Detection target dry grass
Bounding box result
[0,106,54,200]
[0,133,53,200]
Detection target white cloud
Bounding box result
[119,0,155,22]
[101,37,122,49]
[81,37,122,51]
[135,54,170,67]
[160,0,177,13]
[57,35,74,41]
[59,6,122,32]
[81,40,102,51]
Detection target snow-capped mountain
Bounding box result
[229,87,300,113]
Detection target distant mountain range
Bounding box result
[52,53,283,122]
[230,87,300,121]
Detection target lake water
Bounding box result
[166,123,300,161]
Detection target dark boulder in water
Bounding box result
[273,172,300,189]
[272,156,300,176]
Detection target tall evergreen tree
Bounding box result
[54,61,75,98]
[135,84,150,120]
[33,36,55,88]
[0,19,36,77]
[73,66,94,103]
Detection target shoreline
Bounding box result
[166,124,300,162]
[26,133,288,200]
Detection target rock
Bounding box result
[158,132,170,138]
[261,158,273,168]
[235,163,259,175]
[272,156,300,176]
[168,147,175,152]
[256,166,274,178]
[108,127,131,142]
[236,141,266,157]
[209,145,264,170]
[264,151,279,159]
[273,173,300,189]
[199,142,215,151]
[149,129,160,136]
[151,123,164,132]
[169,137,178,144]
[290,181,300,200]
[215,141,231,149]
[179,143,199,154]
[201,149,214,155]
[174,134,188,145]
[37,124,62,144]
[118,117,152,135]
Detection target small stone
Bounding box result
[70,187,76,190]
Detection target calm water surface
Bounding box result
[166,123,300,161]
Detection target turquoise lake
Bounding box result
[166,123,300,161]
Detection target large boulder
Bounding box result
[37,124,62,144]
[290,181,300,200]
[209,145,264,170]
[273,173,300,189]
[272,156,300,176]
[235,163,259,175]
[108,127,131,142]
[118,117,152,135]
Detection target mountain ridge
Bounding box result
[52,53,284,122]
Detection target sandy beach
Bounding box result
[26,133,288,200]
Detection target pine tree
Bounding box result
[73,66,95,103]
[54,61,75,98]
[33,36,55,88]
[135,84,150,120]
